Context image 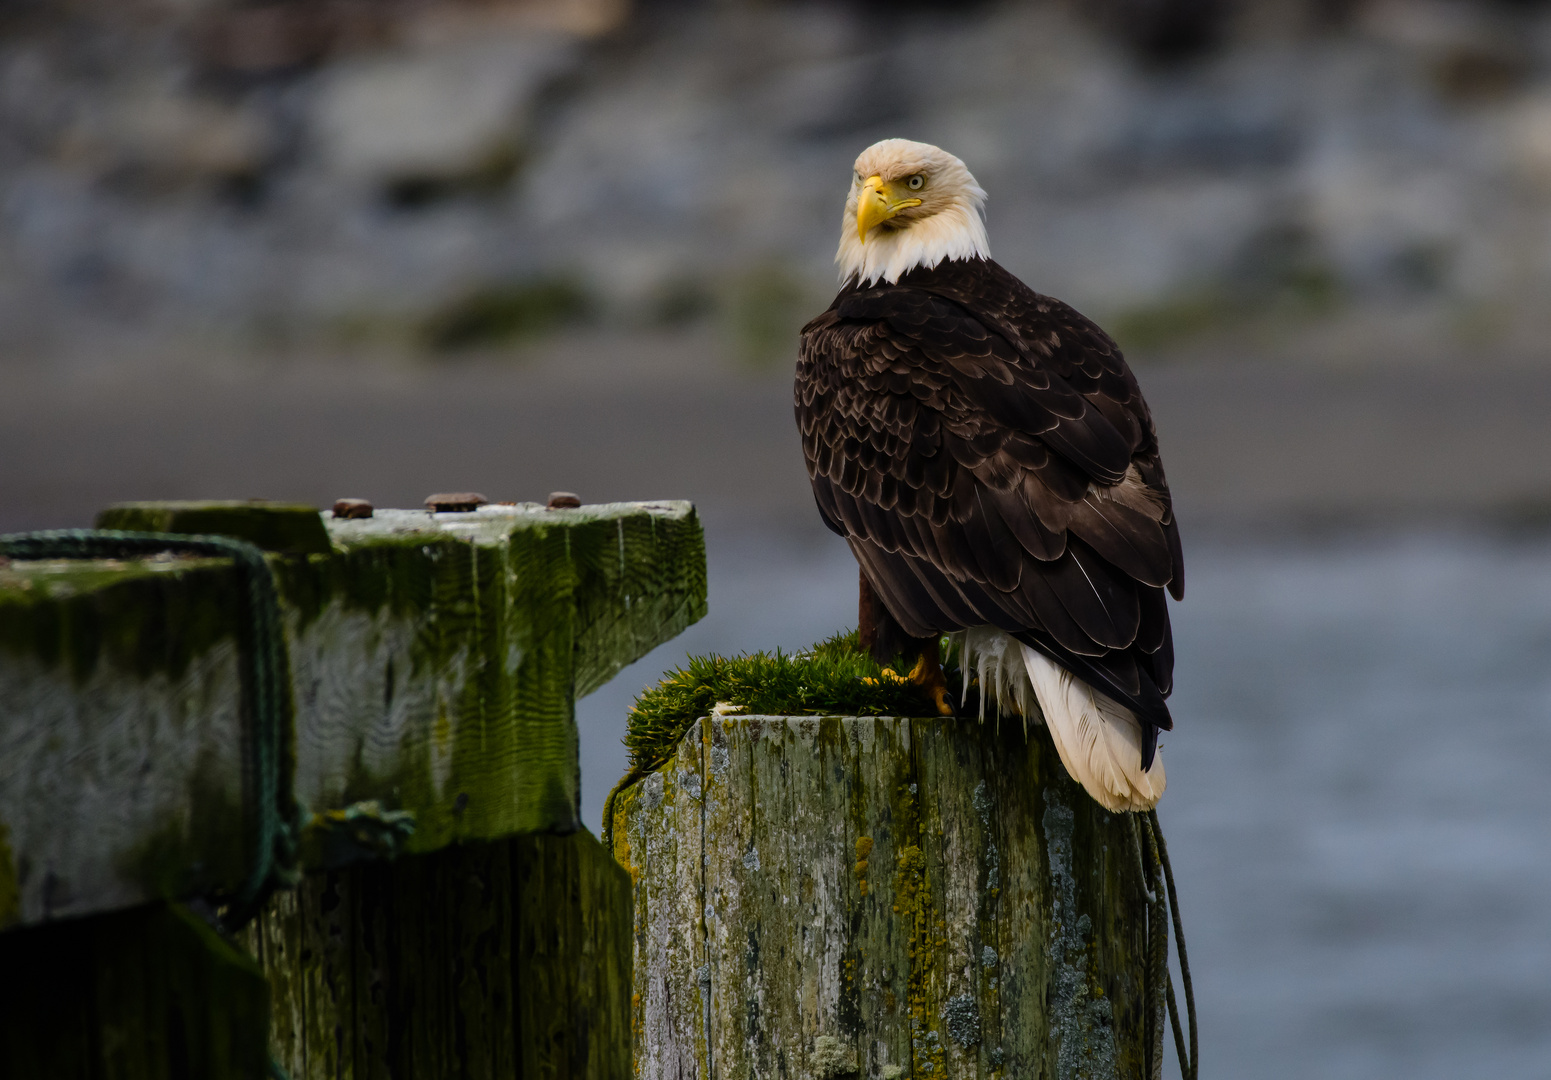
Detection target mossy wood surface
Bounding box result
[611,715,1151,1080]
[98,500,334,555]
[0,500,705,930]
[241,828,631,1080]
[0,900,271,1080]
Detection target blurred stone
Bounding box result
[410,0,631,41]
[1507,92,1551,190]
[54,87,273,185]
[1360,0,1529,103]
[7,0,1551,353]
[193,3,389,75]
[313,36,579,182]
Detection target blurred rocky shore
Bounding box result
[4,0,1551,363]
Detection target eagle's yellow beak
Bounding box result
[856,174,922,242]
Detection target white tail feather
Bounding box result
[948,627,1164,811]
[1019,645,1164,812]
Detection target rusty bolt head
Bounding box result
[547,491,582,509]
[332,498,374,519]
[425,492,488,513]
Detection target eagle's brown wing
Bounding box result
[795,257,1183,747]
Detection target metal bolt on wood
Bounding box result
[330,498,372,519]
[424,491,488,511]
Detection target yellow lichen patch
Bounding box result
[854,835,874,894]
[892,841,946,1074]
[613,827,639,887]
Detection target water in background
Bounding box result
[578,528,1551,1079]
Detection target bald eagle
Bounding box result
[796,139,1184,812]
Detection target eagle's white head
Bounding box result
[835,138,989,287]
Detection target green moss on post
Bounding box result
[97,501,333,555]
[515,829,634,1078]
[0,498,699,1079]
[243,828,631,1080]
[0,499,706,928]
[0,555,242,682]
[0,555,251,925]
[275,501,707,855]
[613,715,1151,1079]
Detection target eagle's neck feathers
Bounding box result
[835,188,989,287]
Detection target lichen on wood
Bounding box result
[242,828,632,1080]
[281,501,708,855]
[0,499,706,929]
[613,715,1151,1079]
[0,555,250,928]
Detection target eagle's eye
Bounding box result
[906,175,925,190]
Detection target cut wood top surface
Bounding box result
[0,499,706,930]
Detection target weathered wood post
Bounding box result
[0,497,707,1078]
[610,713,1155,1079]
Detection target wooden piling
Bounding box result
[243,830,631,1080]
[0,498,708,1078]
[0,901,271,1079]
[0,499,705,928]
[610,714,1153,1079]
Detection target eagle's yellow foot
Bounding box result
[907,653,955,717]
[862,666,910,687]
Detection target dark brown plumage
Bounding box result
[796,256,1184,766]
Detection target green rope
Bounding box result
[1135,809,1198,1080]
[1138,813,1167,1079]
[0,529,299,920]
[1149,808,1199,1080]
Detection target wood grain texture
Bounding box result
[0,557,250,929]
[241,828,632,1080]
[0,500,706,929]
[285,500,707,856]
[0,901,271,1080]
[613,715,1151,1079]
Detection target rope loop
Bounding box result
[0,529,300,923]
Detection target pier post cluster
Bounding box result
[2,498,1160,1078]
[0,498,706,1079]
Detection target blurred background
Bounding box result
[2,0,1550,1075]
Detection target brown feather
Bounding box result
[796,255,1182,728]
